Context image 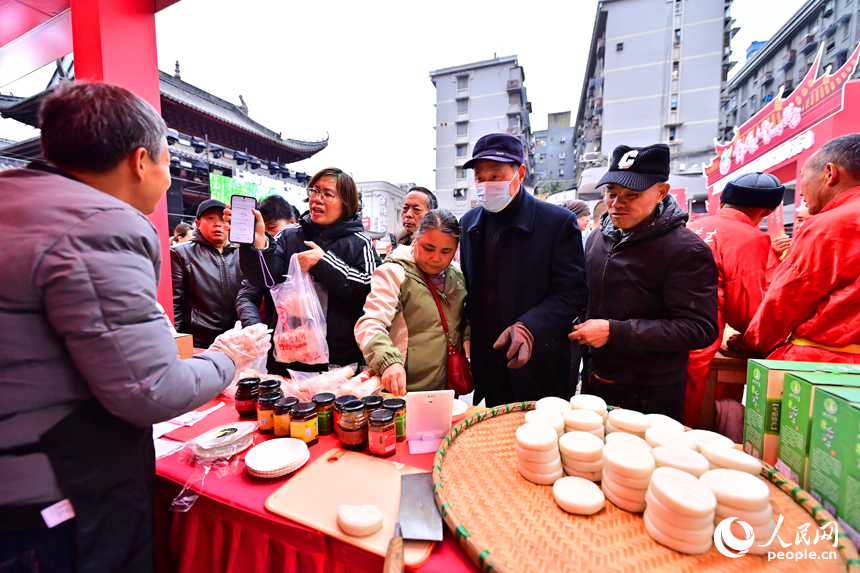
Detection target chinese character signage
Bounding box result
[705,43,860,187]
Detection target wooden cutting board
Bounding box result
[265,449,435,568]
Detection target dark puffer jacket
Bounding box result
[240,214,381,372]
[584,195,719,386]
[171,230,243,347]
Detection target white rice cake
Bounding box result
[645,508,714,545]
[601,471,647,504]
[518,456,563,475]
[645,413,685,433]
[700,443,762,475]
[644,512,713,555]
[515,423,558,452]
[602,467,651,489]
[562,409,603,431]
[604,432,651,451]
[563,466,602,482]
[645,427,695,450]
[685,429,735,452]
[558,431,603,462]
[649,467,716,519]
[515,444,559,464]
[645,488,714,530]
[714,502,773,527]
[651,445,710,478]
[608,409,651,434]
[602,442,655,479]
[535,397,572,414]
[337,505,384,537]
[553,476,605,515]
[524,410,565,436]
[602,480,646,512]
[561,456,604,473]
[569,394,607,416]
[517,462,563,485]
[700,469,771,511]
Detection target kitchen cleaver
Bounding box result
[384,472,443,573]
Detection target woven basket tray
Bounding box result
[432,402,860,573]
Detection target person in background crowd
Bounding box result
[592,200,607,228]
[235,195,297,373]
[171,221,193,246]
[570,144,718,420]
[683,172,783,428]
[561,199,592,247]
[0,82,268,572]
[794,203,810,233]
[731,135,860,364]
[171,199,243,347]
[390,186,438,247]
[356,209,469,395]
[460,133,588,406]
[233,167,381,372]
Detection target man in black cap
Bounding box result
[171,199,244,346]
[570,144,718,420]
[683,172,783,427]
[460,133,588,406]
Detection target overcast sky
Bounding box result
[1,0,809,185]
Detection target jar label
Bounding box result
[258,409,274,429]
[274,414,291,437]
[318,410,333,432]
[394,413,406,438]
[236,399,255,411]
[370,429,396,455]
[291,418,318,443]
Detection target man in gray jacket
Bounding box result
[0,82,269,572]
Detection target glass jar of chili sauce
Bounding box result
[338,400,368,451]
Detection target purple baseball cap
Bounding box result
[463,133,525,169]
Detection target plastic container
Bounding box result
[234,378,260,419]
[290,402,319,446]
[338,400,368,451]
[368,409,397,457]
[312,392,336,436]
[383,398,407,442]
[273,396,299,438]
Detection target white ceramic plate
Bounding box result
[452,399,469,423]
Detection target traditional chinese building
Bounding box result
[0,60,328,230]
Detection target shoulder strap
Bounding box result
[420,270,449,335]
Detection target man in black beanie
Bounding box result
[569,144,718,420]
[683,172,784,428]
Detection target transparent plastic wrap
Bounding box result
[208,322,272,389]
[169,422,258,512]
[286,365,382,398]
[272,254,329,364]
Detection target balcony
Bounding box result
[781,49,797,70]
[760,70,774,85]
[593,96,603,107]
[782,79,794,94]
[507,103,523,115]
[454,155,467,168]
[797,63,812,78]
[506,79,521,91]
[597,37,605,58]
[798,34,818,54]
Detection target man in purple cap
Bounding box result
[460,133,588,406]
[569,144,718,420]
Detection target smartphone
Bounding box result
[228,195,257,244]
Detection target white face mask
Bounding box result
[476,176,517,213]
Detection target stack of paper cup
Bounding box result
[601,442,655,512]
[700,443,762,474]
[644,467,717,555]
[524,409,564,439]
[562,409,604,439]
[651,445,710,478]
[558,431,604,481]
[569,394,608,423]
[701,468,775,555]
[606,409,650,440]
[515,423,563,485]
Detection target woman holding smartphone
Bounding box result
[226,167,381,375]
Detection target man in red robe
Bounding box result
[732,134,860,364]
[683,173,783,428]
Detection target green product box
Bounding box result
[807,387,860,549]
[743,360,855,465]
[776,370,860,488]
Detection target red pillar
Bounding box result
[70,0,173,320]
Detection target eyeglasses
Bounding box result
[307,187,341,203]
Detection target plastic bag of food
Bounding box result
[271,254,329,364]
[288,365,356,397]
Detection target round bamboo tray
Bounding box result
[432,402,860,573]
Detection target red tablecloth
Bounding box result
[154,398,479,573]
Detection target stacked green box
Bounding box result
[807,387,860,548]
[743,360,853,465]
[776,370,860,488]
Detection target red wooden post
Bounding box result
[70,0,174,320]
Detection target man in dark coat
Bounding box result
[460,133,588,406]
[171,199,243,347]
[570,144,718,420]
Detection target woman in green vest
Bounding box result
[355,209,469,395]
